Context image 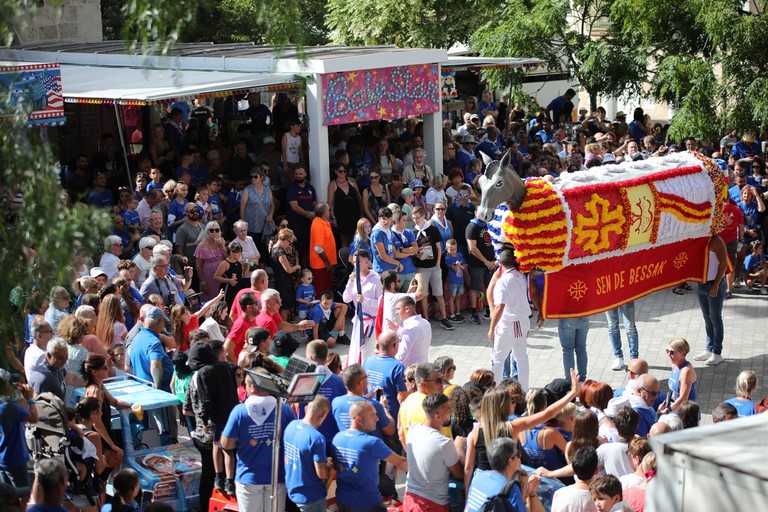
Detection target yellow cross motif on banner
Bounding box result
[572,194,625,254]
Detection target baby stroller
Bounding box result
[26,392,101,509]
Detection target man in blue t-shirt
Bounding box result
[630,374,660,437]
[362,331,408,427]
[465,437,532,512]
[221,371,296,511]
[128,307,173,392]
[0,373,37,492]
[283,396,334,511]
[332,401,409,512]
[331,365,395,439]
[545,89,576,125]
[285,165,317,265]
[298,340,347,447]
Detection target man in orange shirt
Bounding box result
[309,202,337,295]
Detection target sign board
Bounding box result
[0,61,65,126]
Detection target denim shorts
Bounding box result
[448,283,464,297]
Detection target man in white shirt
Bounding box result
[597,406,639,478]
[379,270,425,333]
[551,447,599,512]
[99,235,123,281]
[394,296,431,367]
[24,319,54,378]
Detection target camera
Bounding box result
[168,291,176,306]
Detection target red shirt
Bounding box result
[255,310,283,337]
[227,315,258,360]
[230,288,262,321]
[180,315,199,352]
[719,202,744,244]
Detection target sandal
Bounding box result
[681,282,692,291]
[672,287,685,295]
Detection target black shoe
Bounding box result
[214,473,225,492]
[440,318,455,330]
[224,479,236,496]
[336,333,351,345]
[483,308,491,320]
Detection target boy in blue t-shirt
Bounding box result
[307,291,349,347]
[743,240,767,293]
[123,196,141,233]
[295,269,316,319]
[146,167,164,193]
[445,238,467,322]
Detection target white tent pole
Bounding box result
[113,102,133,186]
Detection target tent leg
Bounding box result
[114,102,132,186]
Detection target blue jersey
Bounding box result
[222,398,295,485]
[283,420,327,504]
[362,355,406,426]
[332,430,392,510]
[724,397,756,417]
[466,470,526,512]
[370,227,396,274]
[299,373,347,445]
[167,198,188,227]
[146,181,164,193]
[634,406,656,437]
[123,209,140,227]
[391,229,417,274]
[331,395,390,437]
[0,399,31,469]
[296,284,316,312]
[744,253,765,273]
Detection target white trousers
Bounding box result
[491,317,530,391]
[235,481,286,512]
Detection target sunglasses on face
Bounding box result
[434,207,446,211]
[209,228,220,233]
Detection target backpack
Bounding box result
[477,479,519,512]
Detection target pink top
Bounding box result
[80,334,112,369]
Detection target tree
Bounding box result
[611,0,768,141]
[326,0,489,48]
[471,0,645,112]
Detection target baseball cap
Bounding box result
[271,331,300,358]
[470,114,480,120]
[145,306,170,324]
[605,397,630,418]
[408,180,424,189]
[578,107,588,113]
[245,328,271,353]
[401,188,414,197]
[89,267,107,279]
[743,132,756,143]
[0,481,30,506]
[263,136,276,144]
[461,135,476,144]
[602,153,616,163]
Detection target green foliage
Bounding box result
[471,0,644,110]
[326,0,487,48]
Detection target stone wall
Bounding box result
[14,0,103,44]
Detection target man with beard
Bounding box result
[285,164,317,266]
[403,392,464,512]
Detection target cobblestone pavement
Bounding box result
[333,284,768,422]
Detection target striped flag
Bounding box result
[38,72,63,111]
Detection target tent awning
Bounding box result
[60,65,301,104]
[440,56,545,72]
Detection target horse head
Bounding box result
[476,148,527,222]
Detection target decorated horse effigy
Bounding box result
[476,150,729,318]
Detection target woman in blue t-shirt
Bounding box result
[659,338,697,415]
[628,107,651,144]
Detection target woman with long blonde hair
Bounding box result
[95,294,127,351]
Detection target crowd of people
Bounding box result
[2,88,768,512]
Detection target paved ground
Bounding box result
[332,283,768,422]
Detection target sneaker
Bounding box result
[335,333,351,345]
[611,357,626,371]
[693,351,713,361]
[470,313,481,325]
[734,280,742,288]
[448,314,463,324]
[483,307,491,320]
[224,478,236,496]
[725,291,734,299]
[705,353,724,366]
[454,313,466,323]
[214,474,225,492]
[761,288,767,295]
[440,318,455,330]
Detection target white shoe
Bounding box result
[693,351,712,361]
[705,354,724,366]
[761,288,767,295]
[611,357,626,371]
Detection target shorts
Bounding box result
[399,272,416,293]
[404,492,450,512]
[469,266,492,292]
[298,309,308,319]
[448,283,464,297]
[416,266,444,296]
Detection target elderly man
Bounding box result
[137,188,164,229]
[255,288,314,338]
[230,269,269,321]
[220,370,296,512]
[24,318,54,378]
[309,202,337,295]
[402,148,434,187]
[28,458,69,512]
[333,401,408,512]
[99,235,123,280]
[28,338,69,401]
[630,374,660,437]
[393,296,431,368]
[132,237,156,288]
[139,254,192,306]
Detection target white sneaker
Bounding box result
[761,288,767,295]
[693,351,712,361]
[705,354,724,366]
[611,357,626,371]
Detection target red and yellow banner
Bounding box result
[541,237,710,318]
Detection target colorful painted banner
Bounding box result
[322,64,440,126]
[541,237,710,318]
[0,62,66,126]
